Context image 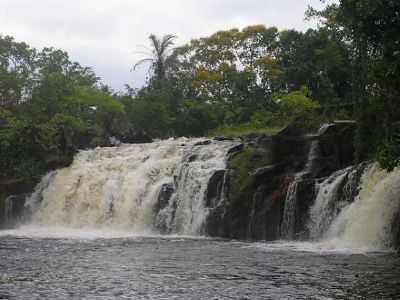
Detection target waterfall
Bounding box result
[29,138,238,235]
[2,195,28,227]
[24,171,58,213]
[280,181,299,239]
[4,196,14,225]
[325,164,400,250]
[307,167,353,240]
[280,125,327,239]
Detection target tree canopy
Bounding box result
[2,0,400,184]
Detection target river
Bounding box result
[1,228,399,300]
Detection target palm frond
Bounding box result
[132,58,154,71]
[132,33,178,80]
[160,34,177,55]
[149,34,161,55]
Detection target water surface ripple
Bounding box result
[1,235,400,299]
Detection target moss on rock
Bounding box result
[229,146,273,193]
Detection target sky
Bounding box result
[1,0,327,92]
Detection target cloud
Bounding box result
[0,0,327,91]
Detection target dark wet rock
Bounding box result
[214,136,235,141]
[392,211,400,249]
[119,129,152,144]
[227,144,244,155]
[188,154,198,162]
[0,178,35,196]
[250,164,284,178]
[194,140,212,146]
[0,177,36,228]
[205,170,225,208]
[205,122,358,241]
[292,179,317,239]
[0,194,28,228]
[278,122,309,137]
[246,183,285,240]
[154,183,174,213]
[153,183,176,234]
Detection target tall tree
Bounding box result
[133,34,177,82]
[0,35,36,108]
[309,0,400,167]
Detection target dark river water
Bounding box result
[1,228,400,300]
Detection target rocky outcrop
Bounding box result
[205,122,357,241]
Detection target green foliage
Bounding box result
[377,137,400,172]
[0,36,131,183]
[228,146,273,202]
[276,87,321,126]
[0,110,45,182]
[71,87,124,114]
[13,158,47,182]
[175,100,220,137]
[280,88,320,112]
[39,113,88,153]
[127,99,171,137]
[134,34,177,82]
[48,113,87,131]
[311,0,400,169]
[0,109,26,145]
[0,35,36,108]
[210,123,283,138]
[3,0,400,183]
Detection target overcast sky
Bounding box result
[1,0,327,91]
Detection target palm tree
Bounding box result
[133,34,177,82]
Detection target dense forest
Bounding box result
[1,0,399,185]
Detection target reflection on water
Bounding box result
[1,230,400,300]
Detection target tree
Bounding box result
[309,0,400,167]
[0,35,36,108]
[133,34,177,82]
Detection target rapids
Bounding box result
[29,138,238,235]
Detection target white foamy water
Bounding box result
[308,167,353,240]
[0,224,214,240]
[280,181,299,239]
[27,138,238,236]
[250,240,394,255]
[325,164,400,250]
[0,225,143,239]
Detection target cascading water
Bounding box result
[280,126,325,239]
[28,138,238,235]
[307,167,353,240]
[305,161,400,250]
[280,181,299,239]
[24,171,58,214]
[325,164,400,250]
[3,196,14,225]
